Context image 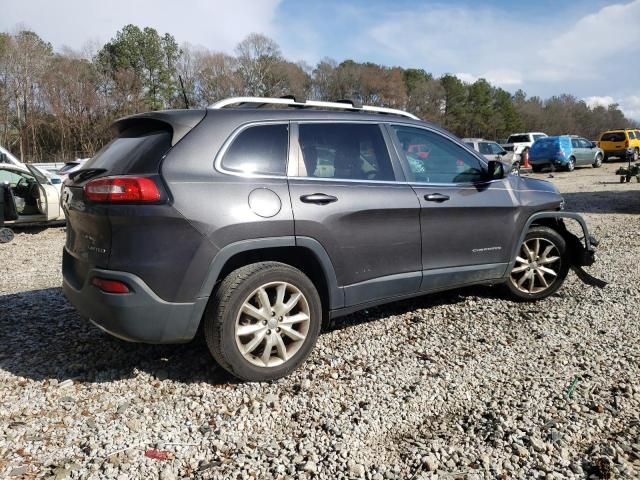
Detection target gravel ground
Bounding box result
[1,162,639,479]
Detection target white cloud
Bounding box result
[538,1,640,81]
[346,0,640,117]
[455,72,478,84]
[1,0,282,53]
[584,95,640,120]
[585,96,616,108]
[622,96,640,120]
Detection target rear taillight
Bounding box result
[84,176,161,203]
[556,150,565,158]
[625,139,629,148]
[91,277,130,294]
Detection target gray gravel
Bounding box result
[1,162,639,479]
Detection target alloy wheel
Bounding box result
[509,238,561,294]
[594,154,602,167]
[234,281,311,367]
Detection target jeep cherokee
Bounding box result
[62,97,598,381]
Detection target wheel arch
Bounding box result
[197,236,343,314]
[508,211,594,272]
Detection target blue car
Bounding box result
[529,135,604,172]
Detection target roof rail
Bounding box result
[208,96,419,120]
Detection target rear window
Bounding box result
[507,134,530,143]
[531,137,556,151]
[600,132,626,142]
[221,124,288,176]
[83,127,172,175]
[58,162,80,174]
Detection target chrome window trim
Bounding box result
[213,120,291,179]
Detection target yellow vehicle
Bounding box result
[598,129,640,161]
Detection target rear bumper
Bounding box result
[529,158,568,167]
[62,250,207,343]
[603,148,633,157]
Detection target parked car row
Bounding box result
[529,135,603,172]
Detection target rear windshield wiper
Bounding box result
[69,168,107,183]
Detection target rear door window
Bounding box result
[221,124,289,176]
[628,131,636,140]
[297,123,395,181]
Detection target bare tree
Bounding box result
[235,33,283,96]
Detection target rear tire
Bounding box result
[566,157,576,172]
[504,226,570,302]
[592,154,603,168]
[204,262,322,381]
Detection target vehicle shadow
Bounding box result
[0,287,233,385]
[562,190,640,215]
[0,285,500,384]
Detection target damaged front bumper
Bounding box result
[524,211,606,288]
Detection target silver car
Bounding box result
[463,138,518,172]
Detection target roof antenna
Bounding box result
[179,75,190,109]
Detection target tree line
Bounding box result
[0,25,636,163]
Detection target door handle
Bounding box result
[424,193,450,202]
[300,193,338,205]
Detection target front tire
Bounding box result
[204,262,322,381]
[592,154,603,168]
[504,226,570,301]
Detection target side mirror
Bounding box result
[487,160,505,179]
[591,142,597,148]
[0,152,7,163]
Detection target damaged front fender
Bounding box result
[516,211,607,288]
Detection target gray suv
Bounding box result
[62,97,598,381]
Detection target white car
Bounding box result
[56,159,89,181]
[0,163,65,226]
[502,132,548,159]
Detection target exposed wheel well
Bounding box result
[216,246,331,318]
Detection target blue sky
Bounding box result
[3,0,640,118]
